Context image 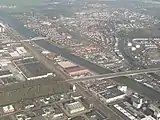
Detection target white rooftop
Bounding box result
[65,101,85,110]
[58,61,78,69]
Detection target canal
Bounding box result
[1,11,160,100]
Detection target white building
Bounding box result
[117,85,128,93]
[0,59,11,66]
[128,42,132,47]
[26,72,53,81]
[131,93,143,109]
[16,47,27,55]
[114,104,138,120]
[100,86,126,103]
[9,51,20,58]
[3,105,15,113]
[72,84,76,92]
[136,44,141,49]
[65,101,85,114]
[141,115,156,120]
[0,70,13,78]
[149,104,160,120]
[131,47,136,51]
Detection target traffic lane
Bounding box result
[34,40,112,74]
[76,84,122,120]
[108,105,131,120]
[67,68,160,83]
[34,39,160,100]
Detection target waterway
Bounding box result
[1,11,160,100]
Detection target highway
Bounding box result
[67,68,160,83]
[76,84,123,120]
[5,25,123,120]
[2,12,160,100]
[1,12,160,119]
[0,27,72,106]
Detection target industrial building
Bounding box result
[71,116,86,120]
[13,57,53,80]
[0,70,13,78]
[16,47,27,55]
[0,59,11,66]
[141,115,156,120]
[149,104,160,120]
[131,93,143,109]
[58,61,78,69]
[9,51,20,58]
[113,104,139,120]
[3,105,15,114]
[99,86,126,103]
[65,101,85,114]
[81,98,94,109]
[86,110,107,120]
[0,77,18,86]
[42,106,64,119]
[8,47,27,58]
[52,109,64,119]
[58,61,89,76]
[66,66,89,76]
[71,92,82,100]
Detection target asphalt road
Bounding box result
[67,68,160,83]
[4,26,121,120]
[34,39,160,100]
[2,11,160,100]
[76,84,123,120]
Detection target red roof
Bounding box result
[66,66,86,73]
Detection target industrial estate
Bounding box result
[0,0,160,120]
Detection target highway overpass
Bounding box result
[67,67,160,83]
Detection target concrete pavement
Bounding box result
[67,68,160,83]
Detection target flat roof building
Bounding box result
[58,61,78,69]
[0,59,11,66]
[66,66,89,76]
[149,104,160,119]
[99,86,126,103]
[141,115,156,120]
[58,61,89,76]
[131,93,143,109]
[0,70,13,78]
[3,105,14,114]
[113,104,138,120]
[65,101,85,114]
[13,57,53,80]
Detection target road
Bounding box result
[33,39,160,100]
[0,97,70,119]
[2,12,160,100]
[76,84,123,120]
[2,11,160,119]
[0,28,72,106]
[118,36,160,86]
[67,68,160,83]
[4,26,123,120]
[5,28,121,120]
